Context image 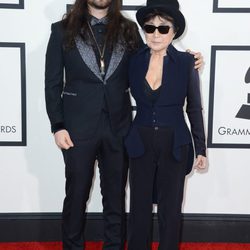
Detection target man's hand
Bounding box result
[186,49,204,70]
[54,129,74,150]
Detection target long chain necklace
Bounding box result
[87,22,107,76]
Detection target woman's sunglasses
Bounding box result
[143,25,172,34]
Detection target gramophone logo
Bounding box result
[207,46,250,148]
[235,67,250,119]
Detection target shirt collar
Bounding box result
[89,15,108,26]
[166,44,177,63]
[141,43,177,63]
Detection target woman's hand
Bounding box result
[193,155,206,170]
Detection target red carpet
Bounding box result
[1,242,250,250]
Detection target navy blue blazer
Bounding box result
[125,44,206,174]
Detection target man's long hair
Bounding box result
[62,0,140,51]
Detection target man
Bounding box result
[45,0,203,249]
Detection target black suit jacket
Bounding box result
[45,21,137,140]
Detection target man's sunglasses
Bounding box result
[143,25,172,34]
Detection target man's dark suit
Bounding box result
[45,22,132,138]
[45,21,136,250]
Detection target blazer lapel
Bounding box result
[139,49,153,105]
[104,42,125,82]
[75,35,103,82]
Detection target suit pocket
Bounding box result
[62,91,77,97]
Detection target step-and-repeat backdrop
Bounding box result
[0,0,249,213]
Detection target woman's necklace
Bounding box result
[87,22,107,76]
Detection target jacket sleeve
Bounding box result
[186,56,206,157]
[45,22,65,133]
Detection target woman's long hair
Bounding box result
[62,0,140,51]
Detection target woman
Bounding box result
[125,0,207,249]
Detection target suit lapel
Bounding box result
[75,35,103,82]
[75,36,125,84]
[104,42,125,82]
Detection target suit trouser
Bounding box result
[128,126,189,250]
[62,112,128,250]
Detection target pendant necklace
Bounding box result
[87,22,107,76]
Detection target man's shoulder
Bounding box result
[121,16,139,32]
[50,20,65,33]
[122,16,137,25]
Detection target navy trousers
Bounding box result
[128,126,189,250]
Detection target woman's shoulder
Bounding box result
[168,45,195,69]
[129,46,148,75]
[171,45,194,62]
[130,45,148,62]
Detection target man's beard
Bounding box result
[88,0,112,10]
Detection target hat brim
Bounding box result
[136,5,185,39]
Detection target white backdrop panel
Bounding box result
[218,0,250,8]
[0,47,22,142]
[0,0,19,4]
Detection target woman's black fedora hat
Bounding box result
[136,0,186,39]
